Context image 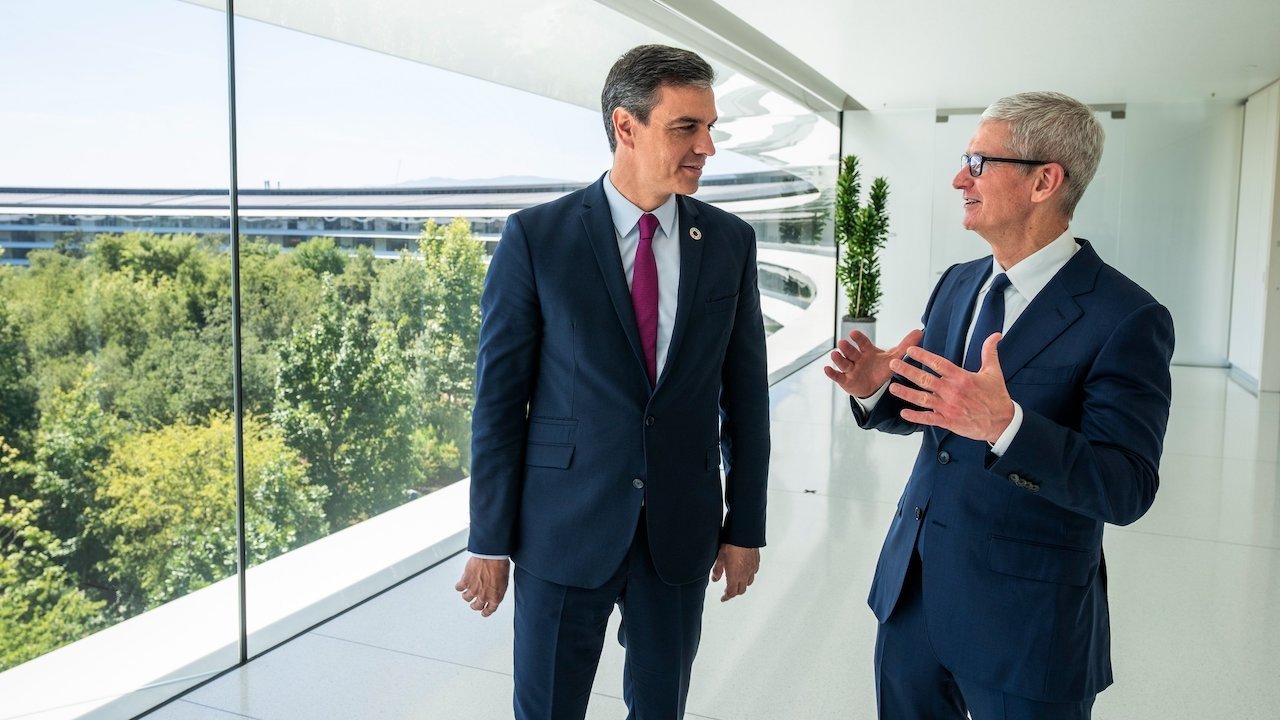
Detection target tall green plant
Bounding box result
[834,154,891,320]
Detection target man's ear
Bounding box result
[613,107,636,150]
[1030,163,1068,205]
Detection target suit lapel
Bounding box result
[997,240,1097,381]
[930,241,1099,446]
[657,196,704,389]
[580,179,646,374]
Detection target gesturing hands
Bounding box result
[824,328,925,399]
[887,333,1015,444]
[455,557,511,617]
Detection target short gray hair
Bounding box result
[601,44,715,153]
[981,91,1104,218]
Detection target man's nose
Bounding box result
[696,127,716,157]
[952,165,972,189]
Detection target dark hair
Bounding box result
[601,44,715,153]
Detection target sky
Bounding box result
[0,0,770,189]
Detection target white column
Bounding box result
[1228,80,1280,393]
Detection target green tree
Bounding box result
[27,366,120,584]
[291,236,345,278]
[87,413,328,615]
[1,481,105,671]
[414,218,485,473]
[0,295,37,452]
[274,280,421,525]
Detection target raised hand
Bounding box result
[824,328,925,399]
[887,332,1015,443]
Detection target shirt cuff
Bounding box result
[854,380,892,413]
[469,552,509,560]
[989,401,1023,456]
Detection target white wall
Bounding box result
[1228,80,1280,392]
[841,110,937,347]
[843,100,1244,366]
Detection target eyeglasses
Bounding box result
[962,153,1068,178]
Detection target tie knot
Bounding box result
[638,213,660,242]
[990,273,1011,295]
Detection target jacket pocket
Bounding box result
[706,294,738,314]
[525,442,574,469]
[1008,364,1076,385]
[527,417,577,444]
[988,535,1093,586]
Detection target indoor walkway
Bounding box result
[143,360,1280,719]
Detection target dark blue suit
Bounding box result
[469,175,770,718]
[860,240,1174,709]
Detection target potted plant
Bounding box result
[834,153,890,344]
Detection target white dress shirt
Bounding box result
[602,172,681,380]
[858,227,1079,455]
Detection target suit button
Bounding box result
[645,416,655,427]
[914,507,923,520]
[1009,473,1021,483]
[937,450,951,465]
[632,478,644,489]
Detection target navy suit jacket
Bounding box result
[860,240,1174,702]
[468,175,771,589]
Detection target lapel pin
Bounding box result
[689,227,702,241]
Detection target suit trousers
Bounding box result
[513,513,709,720]
[874,550,1097,720]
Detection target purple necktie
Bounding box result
[632,213,660,387]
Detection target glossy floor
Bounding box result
[144,362,1280,719]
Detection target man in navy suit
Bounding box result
[455,45,770,719]
[826,91,1174,719]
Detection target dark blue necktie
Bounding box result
[964,273,1010,372]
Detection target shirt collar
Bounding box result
[989,227,1079,301]
[603,171,678,239]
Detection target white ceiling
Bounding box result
[188,0,1280,112]
[712,0,1280,109]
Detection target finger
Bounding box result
[461,590,476,603]
[902,346,957,376]
[888,381,933,408]
[847,329,877,352]
[481,602,499,617]
[834,338,865,356]
[711,558,725,582]
[470,597,486,611]
[828,348,854,373]
[900,408,945,427]
[980,332,1003,373]
[454,578,467,592]
[888,358,937,390]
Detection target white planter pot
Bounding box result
[840,317,876,347]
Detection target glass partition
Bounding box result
[0,0,236,714]
[0,0,840,714]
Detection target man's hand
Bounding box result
[887,333,1015,443]
[455,557,511,617]
[824,329,925,399]
[711,544,760,602]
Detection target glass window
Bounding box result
[0,0,235,714]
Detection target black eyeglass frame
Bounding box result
[962,153,1069,178]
